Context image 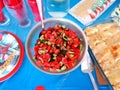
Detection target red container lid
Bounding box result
[0,31,24,82]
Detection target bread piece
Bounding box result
[84,27,99,36]
[113,82,120,90]
[84,22,120,89]
[96,22,118,31]
[107,69,120,85]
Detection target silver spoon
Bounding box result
[36,0,44,29]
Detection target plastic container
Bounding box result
[3,0,31,27]
[46,0,70,17]
[0,0,9,25]
[0,31,24,82]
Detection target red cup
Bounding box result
[0,11,6,23]
[4,0,21,6]
[28,0,43,22]
[3,0,30,27]
[0,0,4,10]
[0,0,9,25]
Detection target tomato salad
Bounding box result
[33,24,83,72]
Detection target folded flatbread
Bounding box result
[85,22,120,90]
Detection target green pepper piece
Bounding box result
[103,0,107,3]
[97,0,103,7]
[62,33,71,41]
[115,11,119,16]
[60,65,67,71]
[92,3,97,11]
[61,50,67,55]
[49,54,55,62]
[80,44,83,50]
[33,56,37,61]
[61,25,66,29]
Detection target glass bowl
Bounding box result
[25,18,88,75]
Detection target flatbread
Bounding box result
[85,22,120,90]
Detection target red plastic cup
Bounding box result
[0,11,6,23]
[28,0,42,22]
[0,0,9,25]
[0,0,4,10]
[3,0,31,27]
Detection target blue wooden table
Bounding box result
[0,0,119,90]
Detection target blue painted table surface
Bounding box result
[0,0,120,90]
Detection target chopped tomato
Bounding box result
[55,63,60,69]
[56,56,62,62]
[54,49,60,54]
[44,66,50,71]
[52,31,57,38]
[55,38,62,45]
[66,45,70,50]
[33,24,83,72]
[34,45,39,54]
[62,58,68,64]
[54,24,61,30]
[66,61,73,69]
[36,60,42,66]
[42,53,50,62]
[65,52,71,58]
[41,30,46,35]
[89,13,95,19]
